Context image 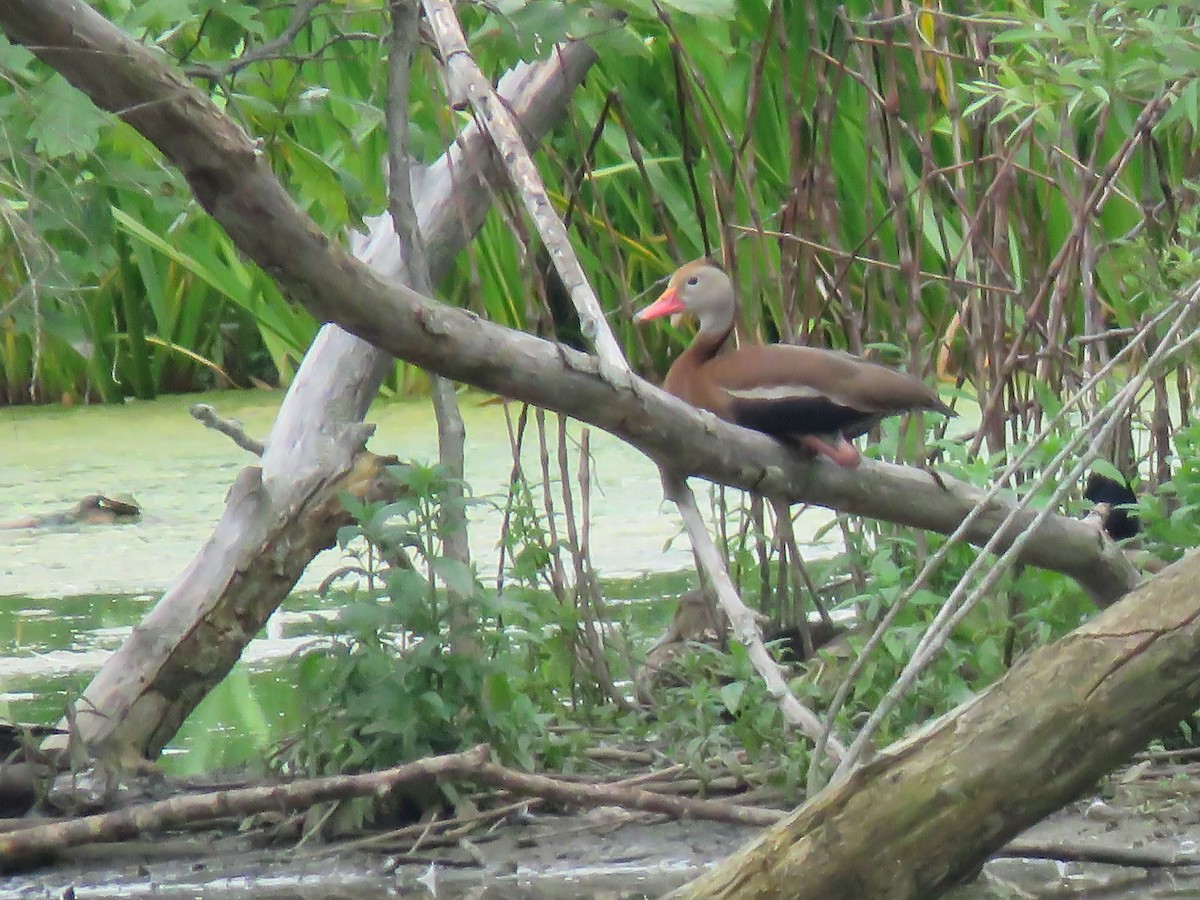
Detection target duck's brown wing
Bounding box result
[704,345,950,438]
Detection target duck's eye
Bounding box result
[686,275,699,286]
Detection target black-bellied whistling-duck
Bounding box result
[1083,473,1140,541]
[636,258,954,468]
[1081,472,1167,574]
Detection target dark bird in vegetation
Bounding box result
[636,259,954,467]
[1084,473,1140,541]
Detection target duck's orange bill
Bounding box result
[635,287,685,322]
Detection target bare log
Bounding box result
[0,3,1138,614]
[669,552,1200,899]
[0,743,783,867]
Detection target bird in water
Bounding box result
[636,259,954,467]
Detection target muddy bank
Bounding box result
[0,814,748,899]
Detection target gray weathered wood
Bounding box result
[422,0,629,374]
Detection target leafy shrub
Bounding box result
[283,463,549,780]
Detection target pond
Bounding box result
[0,388,838,772]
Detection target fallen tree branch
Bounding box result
[0,744,782,866]
[0,746,490,865]
[472,760,783,827]
[996,839,1194,869]
[668,552,1200,899]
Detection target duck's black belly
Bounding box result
[729,396,880,440]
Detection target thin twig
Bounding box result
[184,0,325,81]
[661,471,848,767]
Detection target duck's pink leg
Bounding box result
[800,435,862,468]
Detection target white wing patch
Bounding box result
[725,384,833,403]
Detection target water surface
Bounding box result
[0,389,836,770]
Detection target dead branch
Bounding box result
[183,0,325,81]
[997,840,1193,869]
[0,743,786,867]
[470,760,783,827]
[0,746,491,866]
[188,404,265,456]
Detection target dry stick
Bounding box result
[419,0,627,376]
[189,403,265,456]
[0,746,491,861]
[0,745,781,862]
[661,471,848,767]
[471,759,782,827]
[997,840,1195,870]
[828,288,1200,780]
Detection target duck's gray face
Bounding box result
[636,260,735,334]
[672,263,734,333]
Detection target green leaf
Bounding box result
[28,77,107,158]
[431,557,479,598]
[1088,458,1127,487]
[660,0,737,18]
[719,681,745,715]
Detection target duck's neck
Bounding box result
[687,323,734,364]
[664,323,733,398]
